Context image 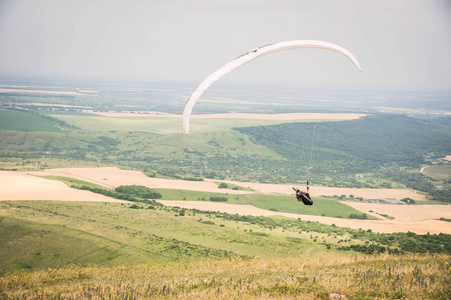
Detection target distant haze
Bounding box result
[0,0,450,92]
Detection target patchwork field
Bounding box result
[2,167,449,234]
[25,167,424,200]
[90,111,366,121]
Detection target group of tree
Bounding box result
[76,184,162,204]
[115,185,162,199]
[209,196,228,202]
[349,213,368,220]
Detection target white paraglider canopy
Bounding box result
[183,40,361,134]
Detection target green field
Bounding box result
[53,113,292,135]
[40,175,107,189]
[0,109,62,132]
[423,165,451,181]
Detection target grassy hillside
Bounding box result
[234,114,451,201]
[1,200,449,276]
[0,200,450,299]
[0,216,153,271]
[235,114,451,172]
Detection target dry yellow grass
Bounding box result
[1,253,449,299]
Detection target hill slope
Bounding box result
[235,114,451,172]
[1,200,450,276]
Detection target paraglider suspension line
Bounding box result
[307,124,317,181]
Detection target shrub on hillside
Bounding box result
[209,196,228,202]
[349,213,368,220]
[218,183,228,189]
[115,185,162,199]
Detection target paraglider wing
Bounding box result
[183,40,361,134]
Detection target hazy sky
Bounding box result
[0,0,450,91]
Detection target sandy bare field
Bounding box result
[0,171,126,203]
[3,167,448,234]
[342,201,451,222]
[87,112,366,121]
[158,200,451,235]
[29,167,248,195]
